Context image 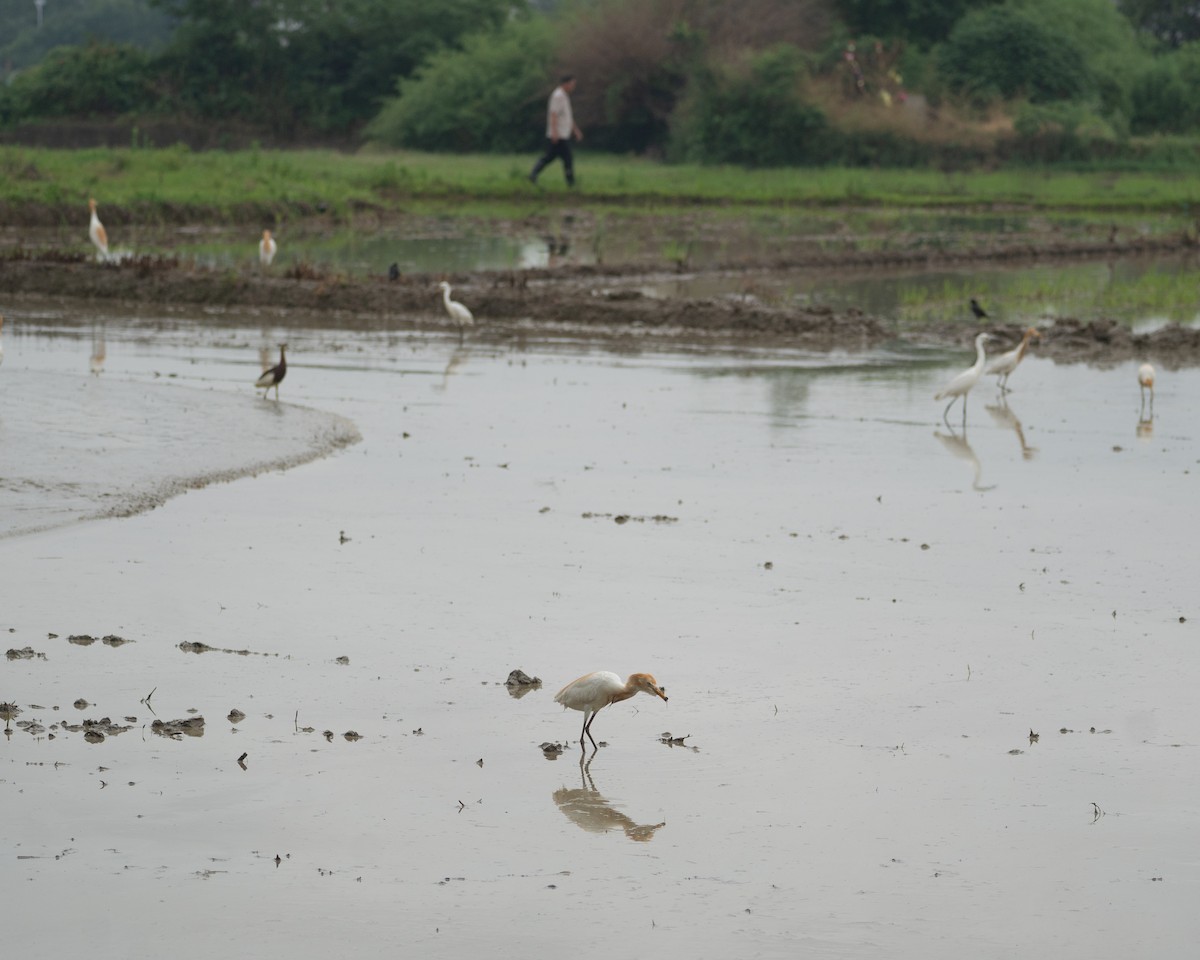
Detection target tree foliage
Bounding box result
[1130,42,1200,131]
[1120,0,1200,48]
[670,46,831,164]
[937,5,1092,103]
[151,0,514,134]
[0,0,174,73]
[366,17,555,152]
[834,0,999,46]
[1,42,158,121]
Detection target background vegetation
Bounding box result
[2,0,1200,168]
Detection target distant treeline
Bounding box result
[4,0,1200,166]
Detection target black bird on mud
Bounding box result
[388,262,400,282]
[969,297,990,320]
[255,344,287,400]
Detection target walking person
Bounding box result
[529,75,583,187]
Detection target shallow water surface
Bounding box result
[2,311,1198,958]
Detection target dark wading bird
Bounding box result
[256,344,287,400]
[555,671,668,750]
[969,297,989,320]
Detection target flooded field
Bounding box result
[2,299,1199,959]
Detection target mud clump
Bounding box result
[62,717,134,742]
[505,669,541,687]
[7,646,47,661]
[151,716,206,739]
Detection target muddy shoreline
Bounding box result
[4,233,1200,363]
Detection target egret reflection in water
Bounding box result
[434,349,468,393]
[933,427,995,492]
[985,398,1037,460]
[553,754,666,842]
[89,324,106,375]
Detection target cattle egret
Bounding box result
[555,671,668,749]
[255,344,287,399]
[1138,362,1155,398]
[985,326,1041,392]
[88,198,109,259]
[1138,362,1155,414]
[259,229,277,266]
[438,281,474,342]
[969,297,989,320]
[935,332,992,426]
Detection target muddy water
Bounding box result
[2,312,1199,958]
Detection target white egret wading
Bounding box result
[985,326,1040,393]
[555,672,668,750]
[88,198,109,259]
[935,332,992,426]
[438,281,474,342]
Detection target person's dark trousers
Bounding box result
[529,139,575,186]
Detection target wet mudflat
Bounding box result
[2,310,1199,959]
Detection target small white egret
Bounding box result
[1138,362,1155,399]
[1138,362,1155,417]
[88,198,109,259]
[985,326,1041,392]
[259,229,277,266]
[935,332,992,426]
[255,344,287,400]
[438,280,474,342]
[555,671,668,750]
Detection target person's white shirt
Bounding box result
[546,86,574,141]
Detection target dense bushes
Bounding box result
[1130,45,1200,133]
[937,6,1092,103]
[366,17,555,152]
[670,47,832,165]
[1,43,159,122]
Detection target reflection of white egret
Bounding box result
[88,198,109,259]
[985,398,1037,460]
[935,333,992,426]
[553,754,666,842]
[438,281,474,342]
[259,229,277,266]
[555,672,668,750]
[89,326,106,375]
[934,427,995,492]
[985,326,1040,392]
[255,344,287,400]
[434,349,467,393]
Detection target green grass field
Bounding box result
[3,144,1200,219]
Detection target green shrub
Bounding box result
[4,42,159,120]
[670,46,833,165]
[1131,43,1200,133]
[366,16,554,152]
[937,6,1092,104]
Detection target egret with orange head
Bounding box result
[259,229,277,266]
[88,198,109,259]
[555,671,668,749]
[986,326,1040,393]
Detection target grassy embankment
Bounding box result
[2,145,1200,222]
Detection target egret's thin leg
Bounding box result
[583,709,601,750]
